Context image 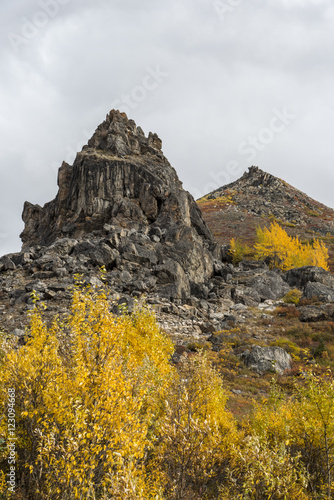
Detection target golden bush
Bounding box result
[254,222,329,271]
[0,285,174,499]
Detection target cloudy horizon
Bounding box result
[1,0,334,255]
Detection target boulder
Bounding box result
[240,346,292,375]
[232,286,261,306]
[121,241,158,267]
[0,255,16,272]
[10,289,28,306]
[250,271,289,301]
[239,260,269,271]
[72,240,119,268]
[304,282,334,302]
[154,260,190,299]
[284,266,334,289]
[25,280,47,293]
[299,305,334,322]
[11,251,34,267]
[34,254,64,272]
[47,238,78,256]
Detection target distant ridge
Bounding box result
[198,166,334,271]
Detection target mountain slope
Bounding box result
[1,116,334,434]
[21,110,214,249]
[198,166,334,271]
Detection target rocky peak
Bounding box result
[208,166,285,198]
[19,110,218,299]
[86,109,163,157]
[198,165,334,271]
[241,165,284,189]
[21,110,213,247]
[202,165,334,230]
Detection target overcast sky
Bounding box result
[1,0,334,255]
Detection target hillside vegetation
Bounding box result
[2,114,334,499]
[230,221,329,271]
[198,166,334,273]
[2,283,334,499]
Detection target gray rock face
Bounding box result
[21,110,214,250]
[231,270,289,306]
[240,346,292,375]
[0,255,16,272]
[72,240,119,268]
[232,286,261,306]
[299,305,334,322]
[251,272,289,301]
[284,266,334,289]
[18,110,218,299]
[304,282,334,302]
[284,266,334,302]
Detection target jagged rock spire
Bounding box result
[86,109,163,157]
[20,110,218,296]
[21,110,214,247]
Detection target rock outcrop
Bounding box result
[285,266,334,302]
[19,110,218,299]
[285,266,334,290]
[21,110,213,246]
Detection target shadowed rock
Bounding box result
[21,111,213,246]
[20,110,218,298]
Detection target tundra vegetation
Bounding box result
[229,221,330,271]
[254,222,329,271]
[1,279,334,499]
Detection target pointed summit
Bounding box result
[198,165,334,271]
[86,109,163,157]
[21,110,213,247]
[208,165,286,196]
[20,110,217,297]
[241,165,284,187]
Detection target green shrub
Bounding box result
[283,288,303,305]
[229,238,253,265]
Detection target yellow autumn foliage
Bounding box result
[0,285,174,499]
[249,374,334,498]
[229,238,253,265]
[254,222,329,271]
[154,352,238,499]
[2,282,334,499]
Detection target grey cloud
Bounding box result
[0,0,333,255]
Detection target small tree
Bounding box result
[154,352,237,499]
[254,222,329,271]
[294,373,334,499]
[229,238,253,266]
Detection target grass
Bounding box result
[193,304,334,423]
[307,210,321,217]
